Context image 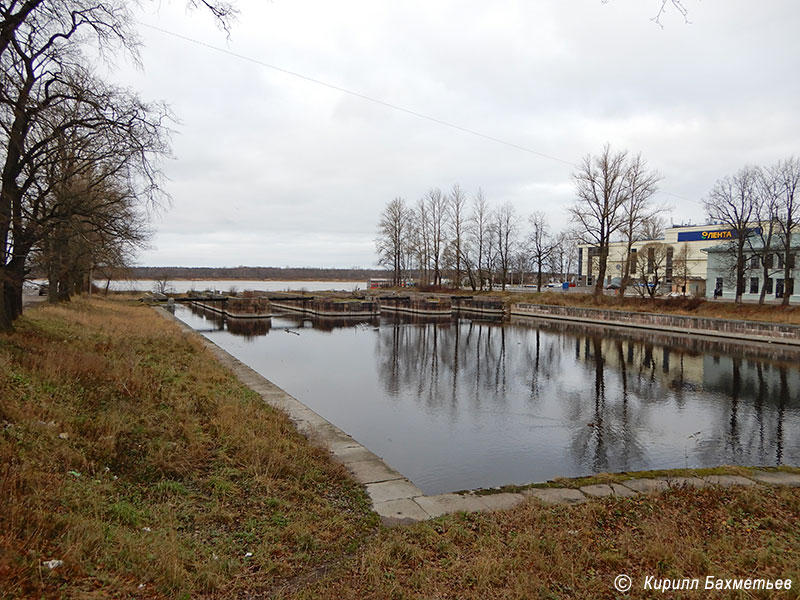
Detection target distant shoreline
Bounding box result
[113,277,367,282]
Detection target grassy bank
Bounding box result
[2,298,799,599]
[291,484,800,599]
[0,298,377,598]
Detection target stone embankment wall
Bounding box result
[511,303,800,346]
[378,297,452,315]
[271,298,380,317]
[191,296,272,318]
[378,296,503,316]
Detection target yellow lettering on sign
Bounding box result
[702,230,733,240]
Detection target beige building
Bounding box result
[577,224,736,295]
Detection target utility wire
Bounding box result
[139,21,691,202]
[139,21,576,168]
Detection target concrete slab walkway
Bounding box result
[157,307,800,526]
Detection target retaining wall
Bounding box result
[272,298,379,317]
[510,303,800,346]
[191,296,272,318]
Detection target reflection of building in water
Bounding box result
[702,355,800,400]
[577,335,706,394]
[513,316,800,469]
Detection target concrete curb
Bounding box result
[154,307,800,526]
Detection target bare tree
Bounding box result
[447,183,468,290]
[618,154,663,295]
[703,166,759,303]
[527,211,553,291]
[0,0,235,330]
[410,197,431,285]
[641,214,666,241]
[424,188,447,286]
[771,157,800,305]
[672,242,691,295]
[568,144,631,299]
[748,167,780,304]
[470,188,490,290]
[376,197,412,286]
[635,242,669,298]
[494,202,517,290]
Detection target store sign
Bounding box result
[677,227,761,242]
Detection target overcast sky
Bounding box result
[108,0,800,268]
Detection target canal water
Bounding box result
[174,306,800,495]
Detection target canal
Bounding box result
[174,305,800,495]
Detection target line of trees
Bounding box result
[375,184,579,291]
[0,0,236,331]
[377,147,800,306]
[703,158,800,305]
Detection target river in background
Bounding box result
[29,279,367,293]
[174,305,800,495]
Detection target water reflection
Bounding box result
[175,305,799,494]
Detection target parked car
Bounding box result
[605,277,622,290]
[38,284,49,296]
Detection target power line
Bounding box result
[139,21,576,168]
[138,21,693,203]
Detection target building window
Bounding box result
[765,254,774,269]
[665,246,673,282]
[715,277,724,295]
[629,250,637,272]
[776,279,785,298]
[788,278,795,296]
[647,247,655,274]
[749,277,759,294]
[778,254,785,269]
[765,277,773,294]
[750,255,759,269]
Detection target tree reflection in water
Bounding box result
[176,305,799,493]
[376,314,798,478]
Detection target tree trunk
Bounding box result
[759,260,768,305]
[536,258,543,292]
[735,241,746,303]
[5,258,24,320]
[594,247,608,299]
[784,248,792,306]
[0,269,10,332]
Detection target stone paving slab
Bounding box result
[523,488,587,504]
[365,480,424,504]
[610,483,638,497]
[346,459,406,484]
[475,493,525,512]
[749,471,800,487]
[666,476,708,489]
[414,493,491,518]
[580,484,614,498]
[330,445,381,465]
[621,478,671,493]
[373,498,431,525]
[703,475,759,487]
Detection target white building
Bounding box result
[704,234,800,302]
[577,224,737,295]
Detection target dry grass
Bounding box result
[291,486,800,599]
[0,298,377,599]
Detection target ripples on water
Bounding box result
[175,305,800,495]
